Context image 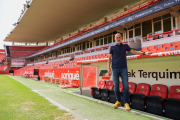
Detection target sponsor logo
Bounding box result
[154,6,163,12]
[158,50,180,57]
[61,70,79,81]
[91,32,94,36]
[138,69,180,81]
[126,16,133,22]
[44,71,54,77]
[176,88,180,92]
[157,87,160,91]
[164,2,174,7]
[105,26,109,30]
[127,55,138,60]
[25,71,33,74]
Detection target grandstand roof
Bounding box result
[4,0,137,43]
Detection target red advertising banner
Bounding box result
[11,59,25,67]
[0,71,9,74]
[14,66,96,87]
[14,69,34,76]
[40,68,80,85]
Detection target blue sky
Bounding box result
[0,0,26,49]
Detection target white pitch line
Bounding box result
[32,90,70,112]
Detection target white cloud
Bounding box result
[0,0,26,49]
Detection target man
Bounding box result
[108,33,151,110]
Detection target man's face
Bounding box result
[115,33,122,44]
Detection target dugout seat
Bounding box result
[165,86,180,120]
[128,82,136,102]
[146,84,168,116]
[100,80,114,101]
[131,83,150,111]
[90,80,106,99]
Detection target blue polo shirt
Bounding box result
[109,43,131,68]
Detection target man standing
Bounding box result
[108,33,150,110]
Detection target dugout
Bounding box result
[78,50,180,96]
[77,50,180,119]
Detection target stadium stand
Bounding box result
[9,46,45,57]
[0,54,6,62]
[142,41,180,53]
[0,49,6,71]
[142,29,180,42]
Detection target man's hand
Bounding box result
[108,68,112,75]
[144,51,152,55]
[108,54,112,75]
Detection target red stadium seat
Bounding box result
[149,46,157,53]
[154,35,159,40]
[146,84,168,116]
[148,46,155,50]
[165,86,180,119]
[128,82,136,94]
[168,86,180,100]
[148,36,154,41]
[172,41,180,50]
[162,33,168,38]
[141,47,149,52]
[0,54,6,62]
[168,32,173,37]
[131,83,150,111]
[156,44,165,52]
[164,43,172,51]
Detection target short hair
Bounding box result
[115,33,122,36]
